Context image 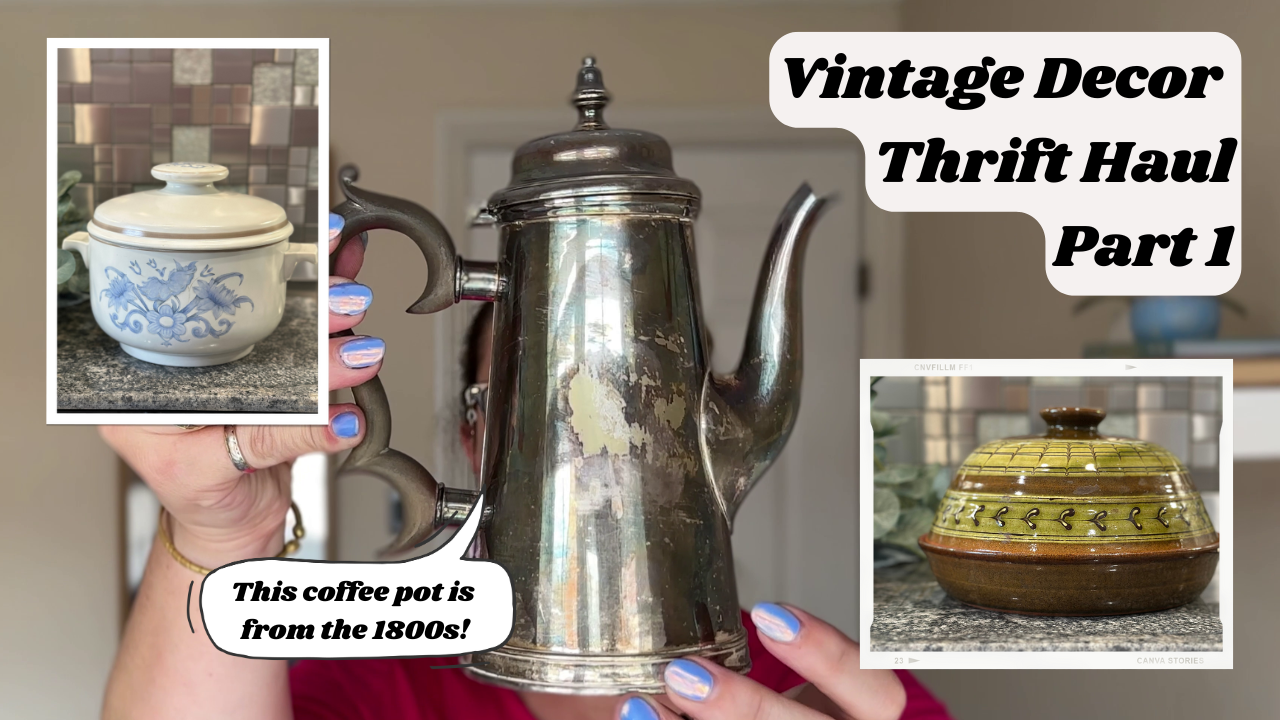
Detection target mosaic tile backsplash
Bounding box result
[874,376,1223,491]
[56,48,320,242]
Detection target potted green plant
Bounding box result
[871,377,947,567]
[56,170,90,306]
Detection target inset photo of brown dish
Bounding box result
[862,365,1231,664]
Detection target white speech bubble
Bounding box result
[201,495,512,659]
[770,32,1241,296]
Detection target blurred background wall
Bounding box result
[902,0,1280,357]
[900,2,1280,715]
[2,1,1277,718]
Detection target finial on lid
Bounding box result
[572,56,610,131]
[1041,407,1106,438]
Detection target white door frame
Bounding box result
[431,106,904,488]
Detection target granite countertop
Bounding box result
[871,562,1222,652]
[57,290,318,414]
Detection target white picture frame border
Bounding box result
[859,358,1233,670]
[46,37,330,426]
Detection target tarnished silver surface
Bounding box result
[463,182,824,692]
[332,57,827,694]
[457,259,503,302]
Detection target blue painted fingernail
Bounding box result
[752,602,802,643]
[664,659,713,702]
[339,336,384,368]
[331,412,360,438]
[328,213,343,242]
[359,231,369,248]
[619,697,660,720]
[329,282,373,315]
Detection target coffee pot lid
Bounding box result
[87,163,293,251]
[487,58,700,210]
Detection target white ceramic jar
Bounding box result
[63,162,316,366]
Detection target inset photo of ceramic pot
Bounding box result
[62,162,316,367]
[918,406,1219,616]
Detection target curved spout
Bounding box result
[702,183,829,524]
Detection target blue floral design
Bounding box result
[101,258,254,347]
[194,278,253,320]
[139,260,198,302]
[102,274,134,314]
[146,305,188,342]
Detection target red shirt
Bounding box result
[291,614,951,719]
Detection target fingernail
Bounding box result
[359,231,369,248]
[339,336,385,368]
[619,697,660,720]
[752,602,801,643]
[328,213,344,242]
[664,659,713,702]
[329,282,373,315]
[331,412,360,438]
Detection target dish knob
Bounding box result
[1041,406,1106,438]
[151,162,229,188]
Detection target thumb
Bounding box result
[235,406,365,470]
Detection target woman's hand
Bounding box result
[102,213,384,720]
[619,604,906,720]
[99,213,381,568]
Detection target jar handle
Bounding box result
[281,242,317,281]
[331,165,480,556]
[62,231,91,268]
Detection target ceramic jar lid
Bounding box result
[935,406,1213,545]
[487,58,700,212]
[87,163,293,251]
[938,406,1211,542]
[957,407,1186,479]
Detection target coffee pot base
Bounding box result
[463,633,750,695]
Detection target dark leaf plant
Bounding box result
[871,377,946,559]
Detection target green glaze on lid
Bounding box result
[959,437,1187,477]
[959,406,1187,478]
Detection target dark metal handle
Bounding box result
[331,164,471,556]
[334,164,458,314]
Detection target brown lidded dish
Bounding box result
[918,407,1219,616]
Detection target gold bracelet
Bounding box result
[157,501,305,576]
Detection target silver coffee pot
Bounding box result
[331,58,829,695]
